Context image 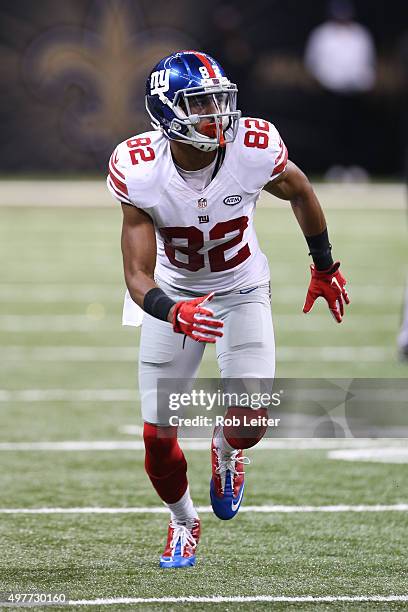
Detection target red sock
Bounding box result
[143,422,188,504]
[223,406,268,449]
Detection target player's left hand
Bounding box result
[303,261,350,323]
[172,292,224,342]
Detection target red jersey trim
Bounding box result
[108,177,131,204]
[272,143,288,176]
[109,168,128,195]
[110,150,125,180]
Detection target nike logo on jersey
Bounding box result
[239,286,258,294]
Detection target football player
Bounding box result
[107,50,350,568]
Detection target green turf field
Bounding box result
[0,183,407,610]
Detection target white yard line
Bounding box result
[329,448,408,463]
[118,425,144,436]
[0,284,403,302]
[0,313,398,332]
[1,346,138,361]
[0,345,395,361]
[0,389,138,402]
[0,441,147,451]
[64,595,408,606]
[0,285,123,302]
[272,286,403,302]
[0,315,117,332]
[271,314,398,331]
[0,504,407,515]
[1,387,407,403]
[0,439,406,452]
[277,347,395,361]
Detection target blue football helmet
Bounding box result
[145,50,241,152]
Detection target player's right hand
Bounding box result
[171,292,224,343]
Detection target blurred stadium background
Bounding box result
[1,0,407,175]
[1,0,407,608]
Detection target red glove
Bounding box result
[172,292,224,343]
[303,261,350,323]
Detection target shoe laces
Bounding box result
[213,448,250,478]
[169,520,198,554]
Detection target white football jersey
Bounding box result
[108,117,288,296]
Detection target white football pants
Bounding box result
[138,280,275,424]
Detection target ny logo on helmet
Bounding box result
[150,70,170,96]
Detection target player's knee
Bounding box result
[143,422,178,451]
[143,422,185,472]
[223,406,268,449]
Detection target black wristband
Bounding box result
[143,288,175,322]
[305,228,334,271]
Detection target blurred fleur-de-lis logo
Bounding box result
[21,0,195,165]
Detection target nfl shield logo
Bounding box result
[197,198,207,209]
